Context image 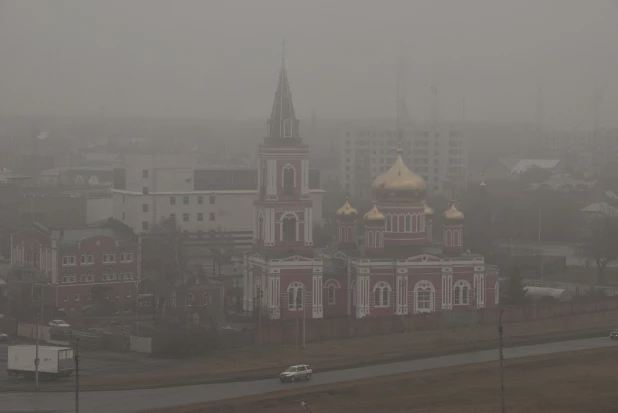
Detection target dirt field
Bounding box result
[80,309,618,391]
[146,346,618,413]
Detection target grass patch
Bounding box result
[81,309,618,390]
[146,347,618,413]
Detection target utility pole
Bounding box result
[295,290,299,350]
[258,289,263,346]
[498,309,506,413]
[537,204,541,244]
[35,306,40,391]
[302,289,306,349]
[75,338,80,413]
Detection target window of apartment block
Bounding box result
[170,213,176,220]
[210,195,216,204]
[197,213,203,221]
[197,196,203,205]
[142,169,149,178]
[142,204,148,213]
[183,213,189,222]
[142,187,149,195]
[103,252,116,263]
[122,212,125,221]
[63,254,76,266]
[183,196,189,205]
[142,221,149,230]
[210,213,216,221]
[170,196,176,205]
[75,293,80,302]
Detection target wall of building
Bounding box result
[86,198,113,224]
[18,196,87,228]
[113,189,324,234]
[0,184,20,258]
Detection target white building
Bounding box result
[341,124,467,198]
[111,153,324,240]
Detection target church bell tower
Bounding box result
[253,55,313,256]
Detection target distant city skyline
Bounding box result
[1,0,618,128]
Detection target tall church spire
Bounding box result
[266,46,300,140]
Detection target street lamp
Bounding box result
[301,401,312,413]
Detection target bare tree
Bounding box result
[579,217,618,286]
[141,217,185,317]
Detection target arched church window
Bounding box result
[373,281,391,308]
[405,215,411,232]
[284,119,292,138]
[287,283,304,310]
[282,215,297,242]
[283,165,295,195]
[453,280,471,305]
[386,215,392,231]
[347,226,353,242]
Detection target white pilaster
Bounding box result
[474,272,485,309]
[268,275,281,319]
[267,159,277,198]
[356,276,370,318]
[301,159,309,197]
[396,276,403,315]
[441,267,453,310]
[304,207,309,245]
[252,206,257,240]
[307,207,313,246]
[312,274,323,318]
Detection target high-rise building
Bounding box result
[340,124,467,198]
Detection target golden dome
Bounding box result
[364,201,385,222]
[443,200,464,220]
[373,147,426,194]
[424,201,434,216]
[336,198,358,217]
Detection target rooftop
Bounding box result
[50,220,137,246]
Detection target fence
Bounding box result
[254,296,618,346]
[524,279,618,297]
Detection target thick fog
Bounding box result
[1,0,617,127]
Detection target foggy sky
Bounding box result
[1,0,617,128]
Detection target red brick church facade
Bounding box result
[243,58,499,320]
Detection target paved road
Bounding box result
[2,336,616,413]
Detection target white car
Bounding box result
[48,320,71,328]
[0,333,7,342]
[279,364,312,383]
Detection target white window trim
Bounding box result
[453,280,471,305]
[373,281,392,308]
[279,212,300,242]
[414,280,435,313]
[287,282,305,311]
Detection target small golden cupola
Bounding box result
[336,197,358,218]
[364,201,385,222]
[443,200,464,221]
[372,143,426,199]
[424,201,434,217]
